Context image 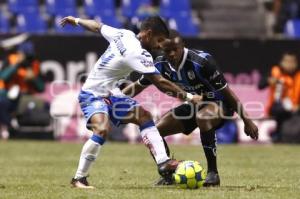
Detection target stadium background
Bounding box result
[0,0,299,144]
[1,1,300,199]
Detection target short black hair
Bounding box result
[169,29,181,39]
[169,29,184,45]
[281,51,298,60]
[282,51,297,57]
[140,16,169,37]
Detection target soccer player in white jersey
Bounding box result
[59,16,202,189]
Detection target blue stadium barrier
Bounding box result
[285,19,300,38]
[0,13,9,33]
[46,0,77,16]
[216,121,238,144]
[8,0,39,14]
[1,0,199,35]
[160,0,191,18]
[84,0,115,17]
[95,14,122,28]
[170,12,199,36]
[121,0,151,18]
[16,11,47,33]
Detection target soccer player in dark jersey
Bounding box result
[123,30,259,186]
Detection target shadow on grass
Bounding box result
[215,185,292,192]
[59,183,295,192]
[103,184,293,191]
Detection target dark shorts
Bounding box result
[172,101,234,135]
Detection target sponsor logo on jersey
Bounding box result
[164,72,172,79]
[140,59,153,67]
[178,83,203,91]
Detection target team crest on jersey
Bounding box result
[92,101,106,109]
[187,70,196,80]
[211,70,220,80]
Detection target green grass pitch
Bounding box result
[0,141,299,199]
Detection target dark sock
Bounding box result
[163,137,170,157]
[200,129,218,173]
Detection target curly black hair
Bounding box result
[140,16,169,37]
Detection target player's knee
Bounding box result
[198,123,211,133]
[196,117,213,133]
[196,117,222,133]
[137,108,153,125]
[196,110,218,131]
[92,124,109,138]
[156,123,167,137]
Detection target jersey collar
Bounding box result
[176,48,188,80]
[178,48,188,71]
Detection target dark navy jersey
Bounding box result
[138,48,228,101]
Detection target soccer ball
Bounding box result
[173,160,207,189]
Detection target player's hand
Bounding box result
[244,119,259,140]
[59,16,77,27]
[190,94,203,104]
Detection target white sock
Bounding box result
[140,125,170,164]
[74,138,102,179]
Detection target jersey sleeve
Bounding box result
[126,50,161,74]
[202,55,227,91]
[100,24,121,42]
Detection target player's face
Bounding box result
[163,43,184,67]
[280,54,298,74]
[137,30,166,51]
[151,35,167,51]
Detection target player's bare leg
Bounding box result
[196,103,224,187]
[157,111,186,137]
[71,113,110,189]
[121,106,179,181]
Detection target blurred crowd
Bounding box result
[273,0,300,34]
[259,52,300,142]
[0,40,299,143]
[0,41,50,139]
[264,0,300,36]
[1,0,300,38]
[0,0,300,142]
[0,0,200,36]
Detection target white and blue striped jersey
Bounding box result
[82,25,157,97]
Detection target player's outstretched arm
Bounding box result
[145,73,202,103]
[122,81,147,97]
[200,54,258,140]
[220,86,259,140]
[59,16,102,33]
